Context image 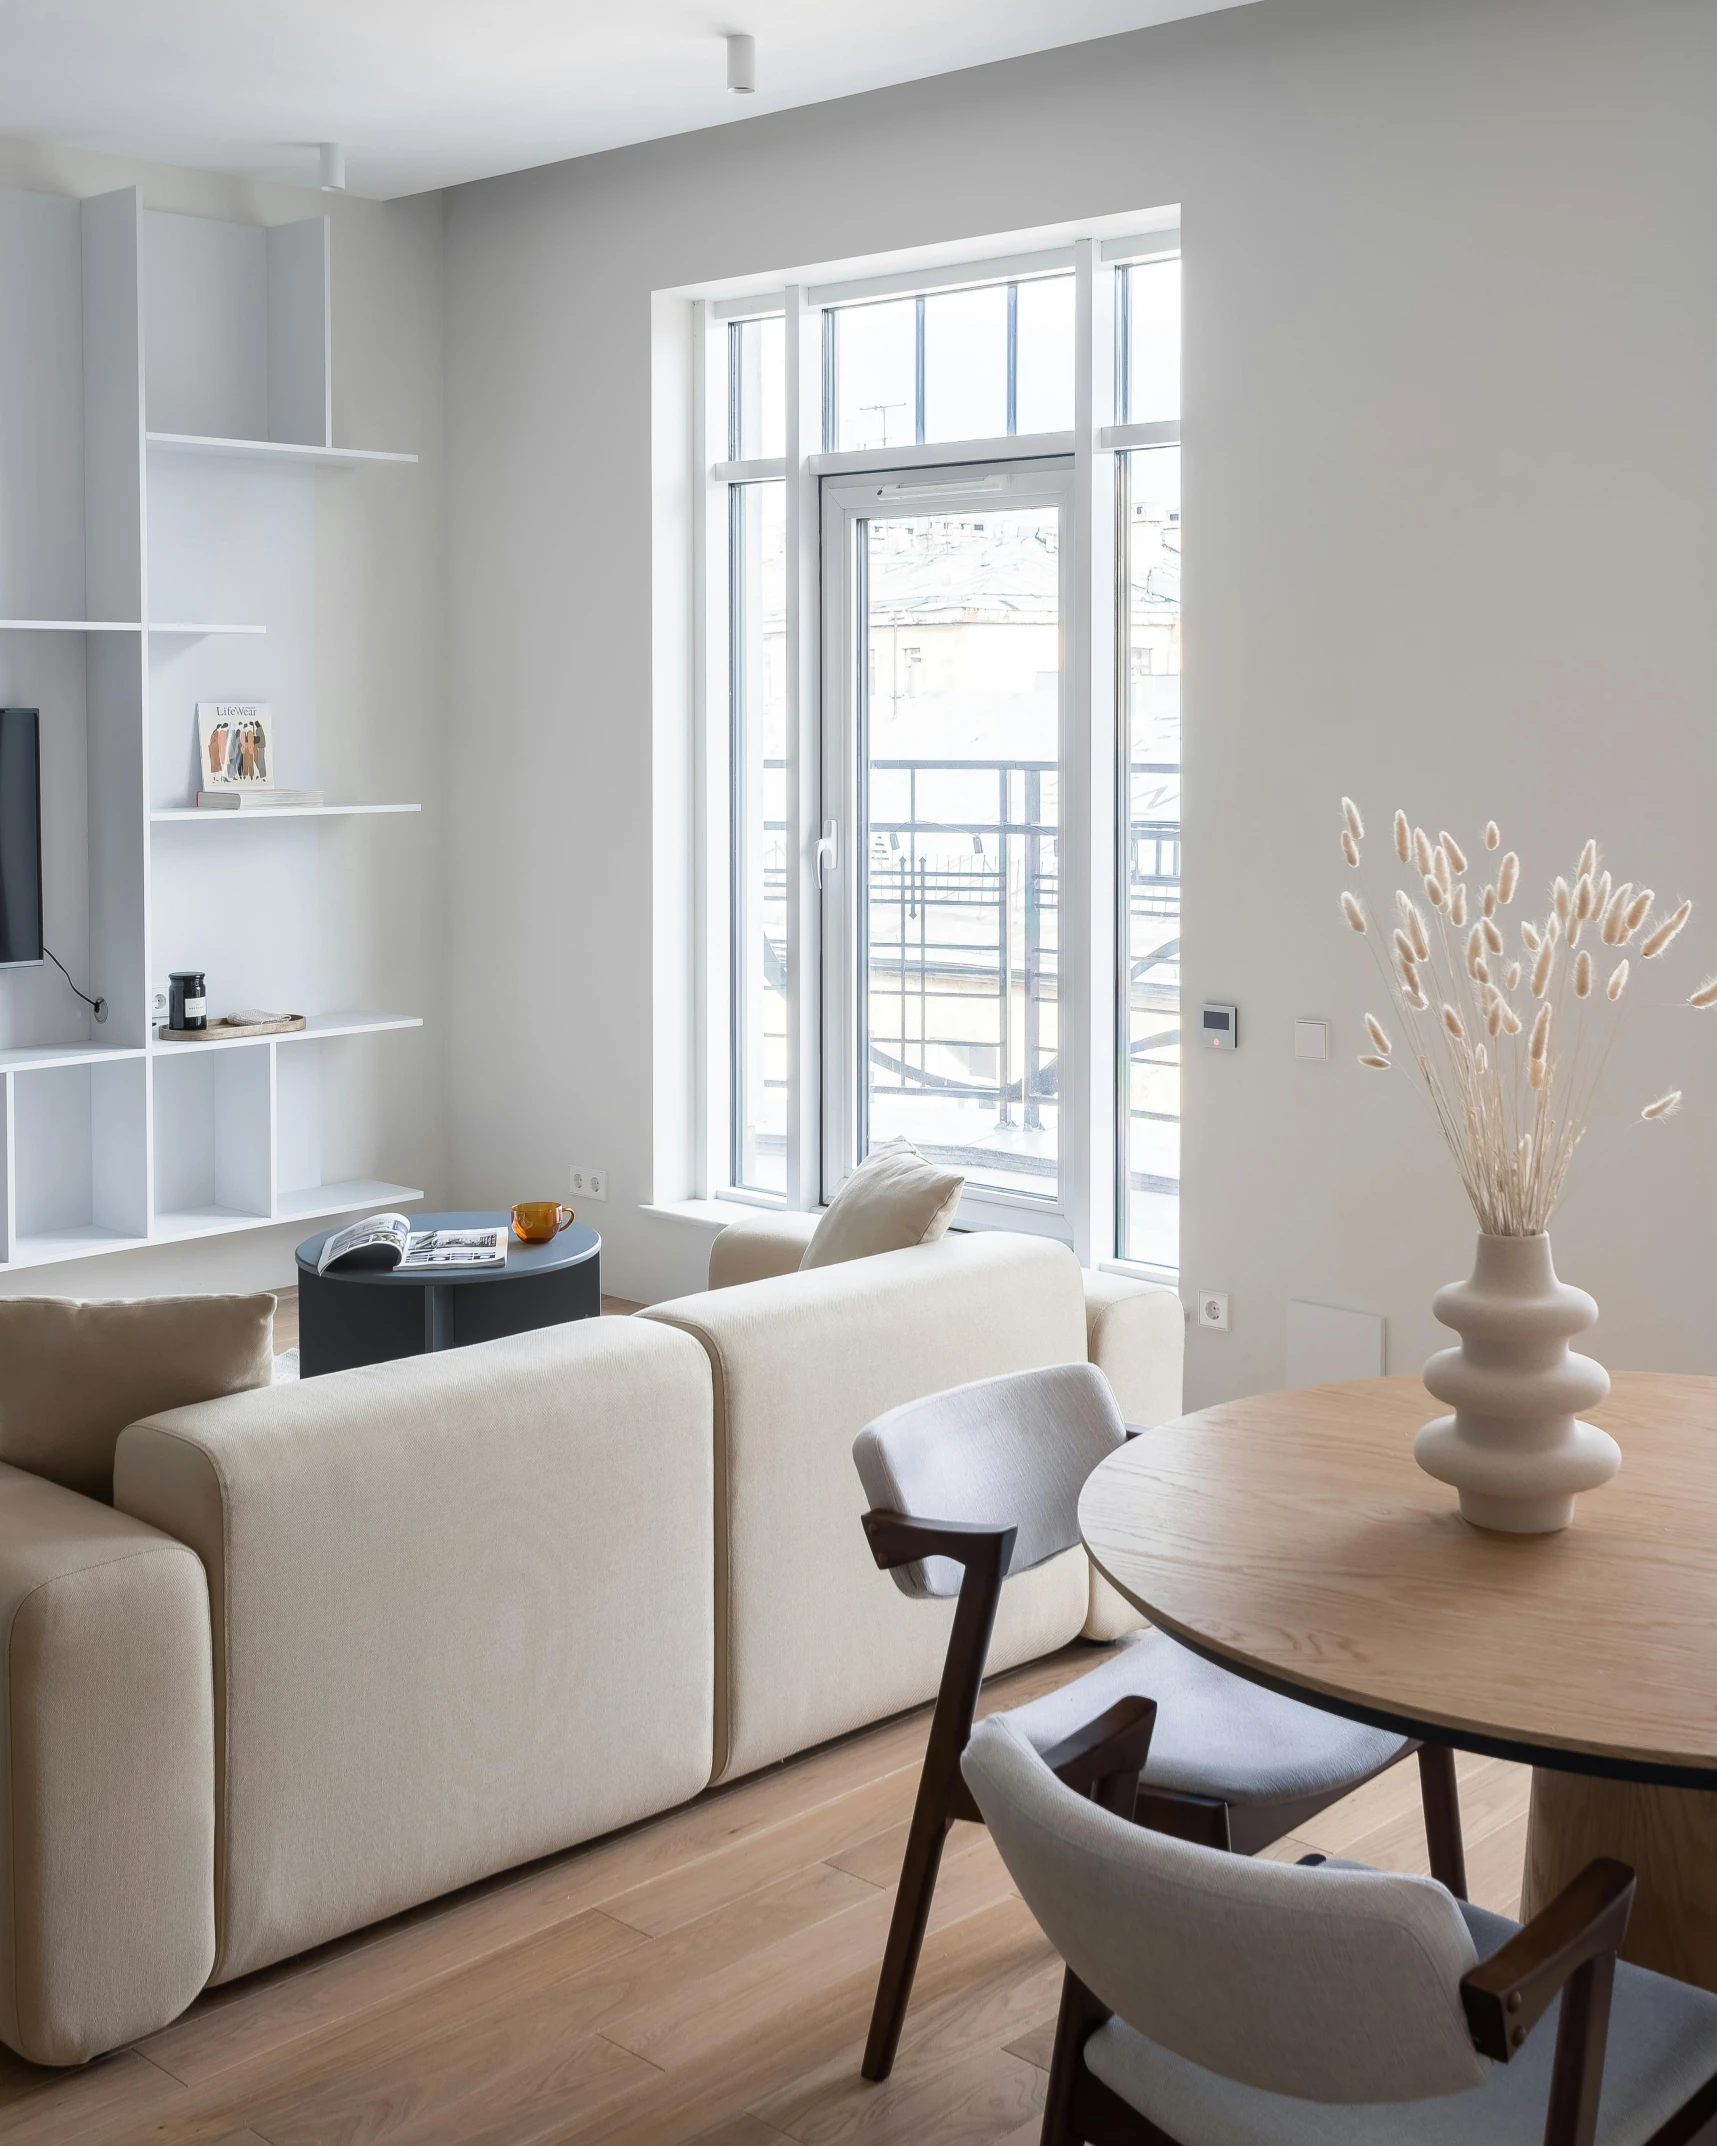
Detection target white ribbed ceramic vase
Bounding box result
[1415,1233,1619,1535]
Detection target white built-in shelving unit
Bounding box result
[0,184,425,1270]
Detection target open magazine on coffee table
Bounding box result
[317,1213,508,1276]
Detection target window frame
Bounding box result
[691,226,1181,1276]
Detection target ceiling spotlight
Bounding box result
[726,33,755,94]
[318,142,347,192]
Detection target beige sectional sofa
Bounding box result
[0,1226,1181,2064]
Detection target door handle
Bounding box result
[816,820,838,889]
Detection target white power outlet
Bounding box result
[1197,1289,1230,1333]
[569,1165,607,1203]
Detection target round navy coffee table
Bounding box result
[294,1210,603,1377]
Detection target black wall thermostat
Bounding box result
[1202,1002,1238,1050]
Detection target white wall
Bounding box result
[442,0,1717,1388]
[0,138,448,1301]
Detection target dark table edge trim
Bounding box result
[1087,1552,1717,1793]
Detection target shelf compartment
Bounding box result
[10,1057,149,1259]
[151,802,420,823]
[147,433,417,469]
[276,1179,425,1224]
[152,1040,272,1232]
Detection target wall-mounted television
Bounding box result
[0,708,43,969]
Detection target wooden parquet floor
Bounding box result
[0,1641,1530,2145]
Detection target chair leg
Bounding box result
[1040,1966,1112,2146]
[1417,1743,1468,1900]
[862,1769,955,2082]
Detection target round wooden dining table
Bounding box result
[1079,1371,1717,1989]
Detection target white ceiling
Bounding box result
[0,0,1252,201]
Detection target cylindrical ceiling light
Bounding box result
[319,142,347,192]
[726,33,756,94]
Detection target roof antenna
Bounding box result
[726,33,756,94]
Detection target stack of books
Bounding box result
[195,788,325,810]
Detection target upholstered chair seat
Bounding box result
[1007,1630,1406,1807]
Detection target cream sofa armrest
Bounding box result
[1081,1274,1186,1642]
[114,1317,715,1987]
[0,1463,213,2065]
[707,1209,820,1288]
[1083,1272,1185,1426]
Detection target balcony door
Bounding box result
[820,459,1074,1234]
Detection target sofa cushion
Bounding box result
[799,1139,963,1269]
[0,1294,275,1502]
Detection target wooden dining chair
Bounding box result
[964,1701,1717,2146]
[851,1362,1468,2083]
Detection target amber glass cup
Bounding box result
[511,1202,575,1243]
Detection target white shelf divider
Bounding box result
[0,1042,146,1074]
[0,620,142,632]
[149,1013,422,1056]
[151,802,421,823]
[275,1180,425,1224]
[148,622,267,637]
[147,432,417,468]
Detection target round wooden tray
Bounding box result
[159,1013,307,1041]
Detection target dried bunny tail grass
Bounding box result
[1529,1056,1548,1090]
[1530,1003,1551,1061]
[1441,1004,1466,1041]
[1531,940,1554,997]
[1623,889,1654,940]
[1594,869,1612,916]
[1407,905,1431,961]
[1342,797,1365,841]
[1578,838,1598,879]
[1485,820,1501,850]
[1486,1002,1503,1037]
[1474,958,1492,987]
[1413,826,1434,875]
[1404,983,1430,1011]
[1433,845,1453,894]
[1641,898,1693,960]
[1506,961,1522,989]
[1450,882,1468,926]
[1602,883,1633,943]
[1609,960,1631,1002]
[1426,878,1447,911]
[1341,829,1360,868]
[1341,891,1367,933]
[1475,1042,1489,1074]
[1482,916,1504,953]
[1554,876,1572,926]
[1359,1054,1391,1070]
[1642,1090,1683,1122]
[1481,884,1498,918]
[1689,976,1717,1009]
[1573,874,1594,925]
[1393,928,1417,967]
[1574,949,1593,998]
[1440,831,1468,873]
[1521,920,1541,952]
[1364,1014,1393,1056]
[1500,1002,1523,1034]
[1393,809,1411,862]
[1498,852,1520,903]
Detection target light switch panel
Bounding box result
[1294,1018,1330,1061]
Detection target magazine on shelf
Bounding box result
[196,787,325,810]
[316,1213,507,1276]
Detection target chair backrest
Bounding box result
[852,1362,1124,1598]
[962,1714,1489,2105]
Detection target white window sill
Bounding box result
[641,1197,813,1231]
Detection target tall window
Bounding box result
[703,230,1181,1266]
[728,320,787,1192]
[1118,447,1182,1268]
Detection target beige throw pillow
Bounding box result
[799,1138,965,1270]
[0,1293,276,1502]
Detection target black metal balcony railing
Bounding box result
[744,753,1180,1193]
